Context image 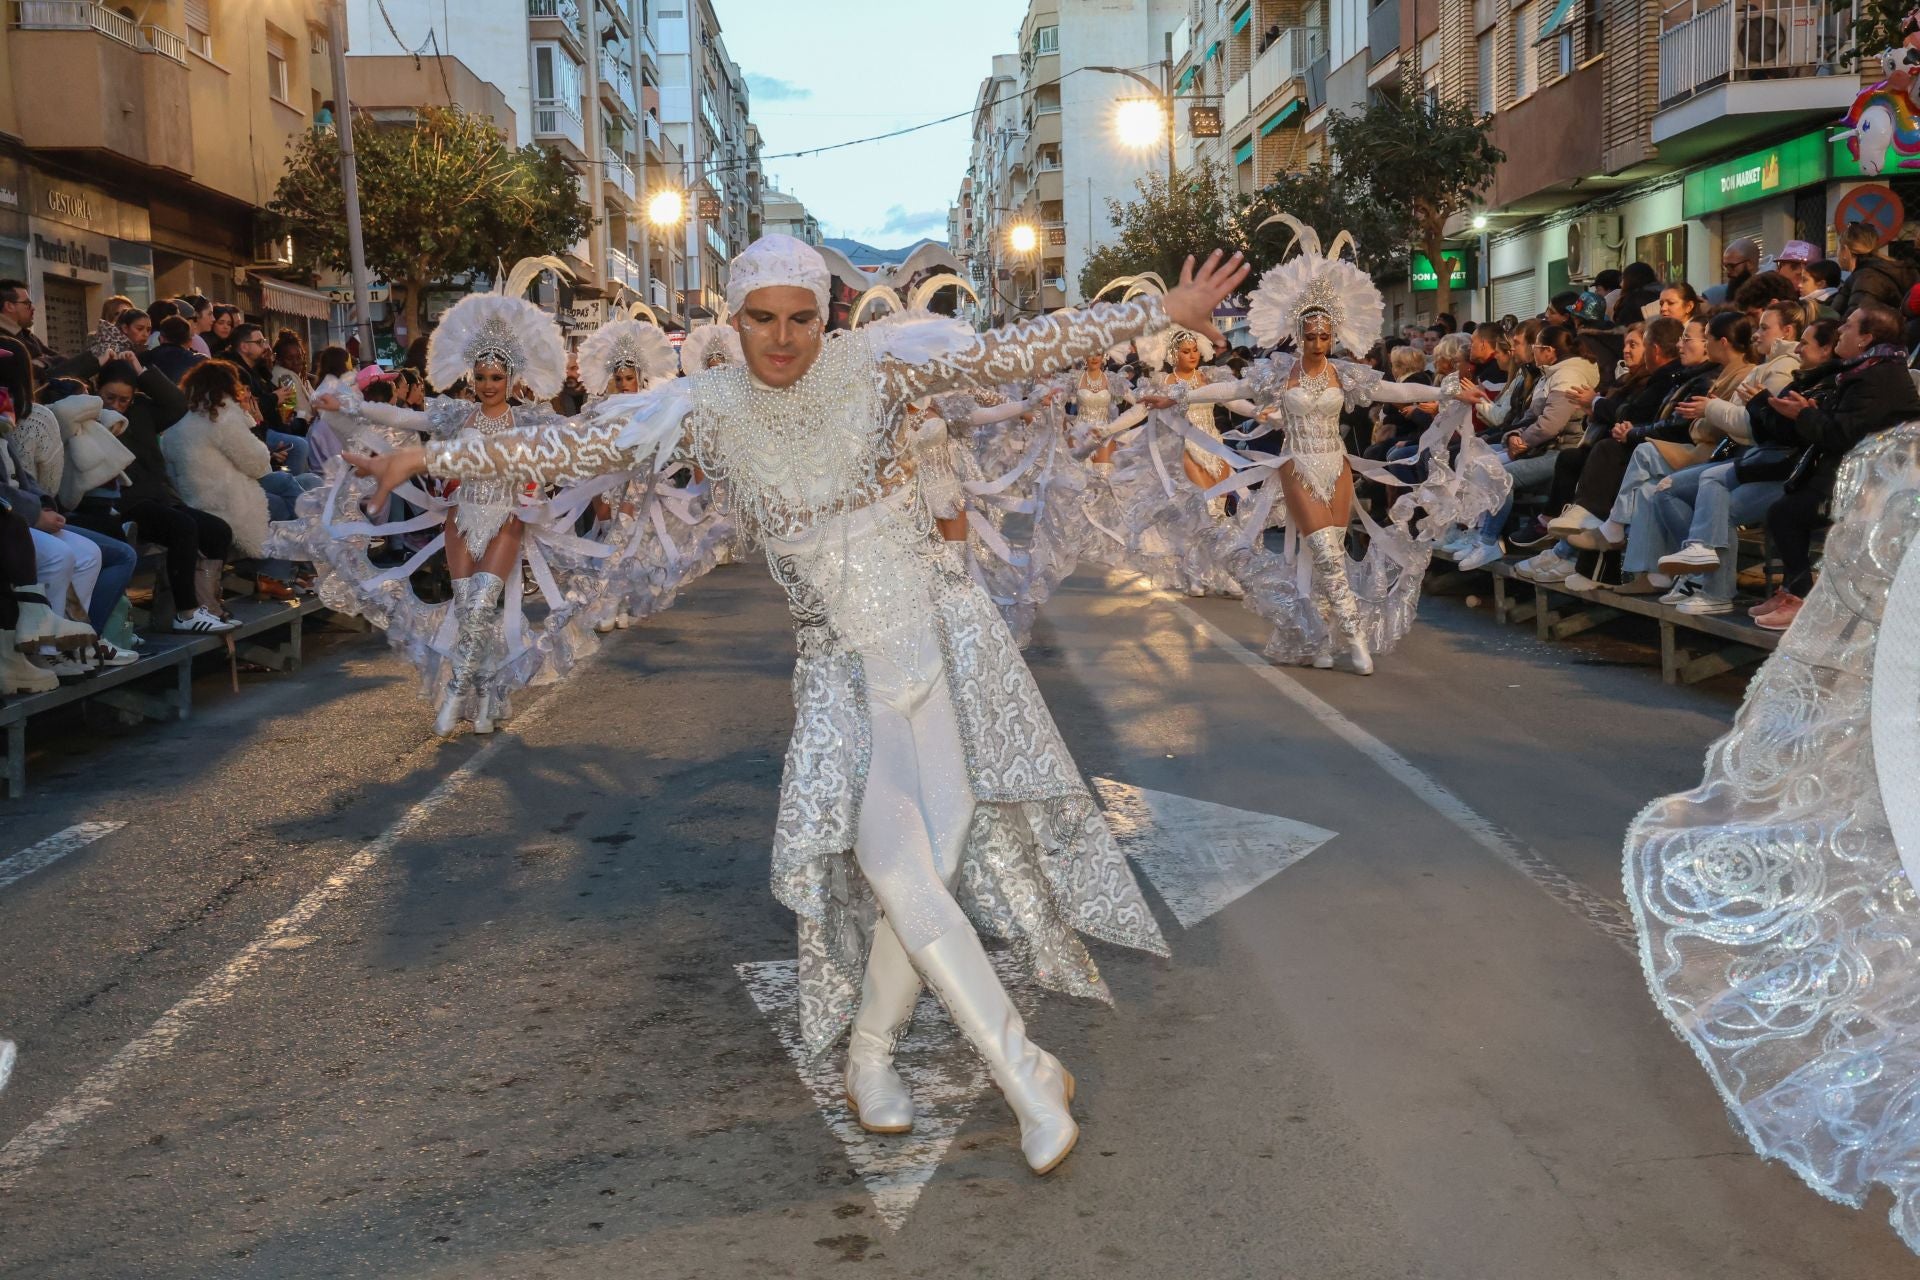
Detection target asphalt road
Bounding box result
[0,565,1912,1279]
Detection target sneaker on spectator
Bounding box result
[1563,573,1601,591]
[41,651,91,678]
[1658,541,1721,575]
[1748,588,1792,618]
[1658,579,1697,606]
[1675,593,1733,615]
[96,640,139,667]
[1568,518,1627,552]
[1509,518,1557,550]
[172,608,238,634]
[1516,549,1576,583]
[1755,592,1805,631]
[1456,538,1506,571]
[1436,528,1473,558]
[1546,505,1601,537]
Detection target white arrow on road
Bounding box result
[740,780,1335,1229]
[1093,777,1338,928]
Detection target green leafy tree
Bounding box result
[1327,94,1503,321]
[271,106,593,337]
[1078,159,1242,301]
[1235,163,1403,278]
[1839,0,1909,68]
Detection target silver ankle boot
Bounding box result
[436,572,504,735]
[1305,527,1371,676]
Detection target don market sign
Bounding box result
[1683,131,1828,219]
[1410,248,1473,292]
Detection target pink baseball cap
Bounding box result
[1776,240,1820,264]
[354,364,392,391]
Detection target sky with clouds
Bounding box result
[717,0,1033,248]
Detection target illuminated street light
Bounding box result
[1471,213,1489,231]
[1114,98,1167,150]
[648,189,686,227]
[1008,223,1039,254]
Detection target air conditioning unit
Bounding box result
[1566,215,1624,282]
[251,229,295,269]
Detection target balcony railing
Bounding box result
[600,51,637,114]
[1367,0,1401,62]
[1657,0,1847,108]
[1223,72,1252,130]
[527,0,585,44]
[11,2,189,63]
[605,247,642,292]
[643,112,662,146]
[1248,26,1321,109]
[532,96,585,152]
[1306,49,1330,111]
[605,154,636,202]
[139,23,185,62]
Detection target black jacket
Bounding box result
[115,366,191,508]
[1839,256,1919,318]
[1586,358,1692,441]
[1750,352,1920,494]
[1625,362,1723,445]
[147,343,205,385]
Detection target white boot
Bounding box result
[14,584,91,650]
[844,922,920,1134]
[435,573,503,736]
[0,629,59,694]
[910,931,1077,1175]
[1305,528,1372,676]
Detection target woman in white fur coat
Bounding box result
[162,361,271,558]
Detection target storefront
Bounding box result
[19,167,152,353]
[249,273,335,356]
[1680,130,1833,267]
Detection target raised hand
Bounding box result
[1163,250,1250,349]
[345,445,428,513]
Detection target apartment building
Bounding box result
[1170,0,1326,193]
[762,187,822,246]
[655,0,761,319]
[953,2,1187,318]
[347,0,692,327]
[957,53,1025,324]
[0,0,339,351]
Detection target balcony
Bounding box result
[1367,0,1400,61]
[604,154,637,204]
[1248,26,1320,113]
[1223,73,1252,132]
[1305,49,1329,112]
[7,0,192,173]
[1653,0,1860,160]
[532,95,586,158]
[605,246,643,294]
[599,51,637,117]
[528,0,586,56]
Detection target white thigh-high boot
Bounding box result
[854,638,1073,1173]
[845,920,921,1133]
[436,571,504,735]
[1304,527,1371,676]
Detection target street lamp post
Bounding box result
[1083,58,1178,183]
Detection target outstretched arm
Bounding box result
[881,251,1248,404]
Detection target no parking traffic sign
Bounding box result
[1837,184,1906,246]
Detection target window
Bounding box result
[533,43,582,105]
[1033,24,1059,54]
[1557,28,1574,76]
[185,0,211,58]
[1514,5,1535,98]
[266,26,292,103]
[1477,30,1494,115]
[1583,1,1604,58]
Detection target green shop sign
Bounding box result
[1410,248,1474,291]
[1682,131,1829,218]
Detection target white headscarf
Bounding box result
[725,234,832,315]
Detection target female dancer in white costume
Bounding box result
[349,235,1249,1173]
[575,317,731,633]
[285,262,608,735]
[1625,424,1920,1254]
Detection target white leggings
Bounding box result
[30,527,102,620]
[853,627,978,952]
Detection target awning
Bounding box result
[1233,138,1254,166]
[1206,40,1221,61]
[254,275,332,320]
[1231,4,1251,34]
[1538,0,1576,39]
[1259,99,1303,136]
[1176,65,1197,92]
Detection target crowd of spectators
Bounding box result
[0,279,353,697]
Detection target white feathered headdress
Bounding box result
[427,255,570,399]
[1246,214,1384,357]
[851,273,979,367]
[679,323,743,373]
[578,319,677,393]
[1090,271,1210,369]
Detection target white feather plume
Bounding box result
[427,292,568,400]
[500,254,572,300]
[578,319,677,393]
[679,322,743,373]
[591,379,695,475]
[867,313,976,366]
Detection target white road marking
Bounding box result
[0,822,126,894]
[1160,599,1638,952]
[0,698,568,1191]
[738,955,1035,1231]
[1093,778,1336,929]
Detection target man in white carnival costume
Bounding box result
[351,234,1246,1175]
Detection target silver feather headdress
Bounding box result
[679,322,743,373]
[578,318,677,394]
[426,255,571,398]
[1246,214,1384,357]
